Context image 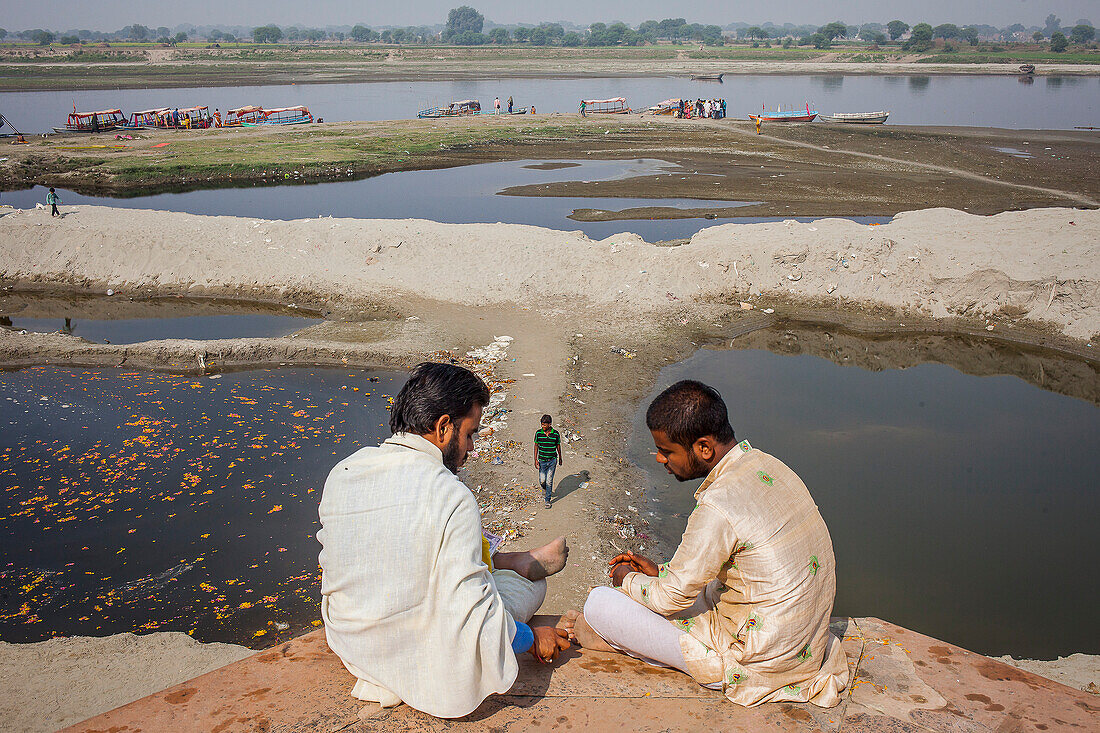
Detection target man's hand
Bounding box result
[530,626,571,663]
[608,551,659,578]
[610,562,632,587]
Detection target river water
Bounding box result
[0,367,403,646]
[629,329,1100,659]
[3,74,1098,134]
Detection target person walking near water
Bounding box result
[534,415,563,507]
[579,100,587,117]
[46,188,60,217]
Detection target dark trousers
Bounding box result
[51,204,59,216]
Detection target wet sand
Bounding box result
[3,118,1098,217]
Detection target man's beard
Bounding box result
[673,450,709,482]
[442,431,464,474]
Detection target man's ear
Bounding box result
[693,436,716,463]
[432,414,453,443]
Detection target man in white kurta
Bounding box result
[318,362,568,718]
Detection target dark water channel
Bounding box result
[3,74,1098,133]
[0,295,322,343]
[0,367,403,646]
[1,159,887,241]
[629,327,1100,659]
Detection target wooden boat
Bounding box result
[417,100,481,119]
[121,108,169,129]
[156,106,213,129]
[249,106,313,125]
[1019,64,1036,75]
[508,107,529,115]
[53,109,126,133]
[581,97,632,114]
[748,104,818,123]
[223,105,264,127]
[690,73,724,81]
[820,110,889,124]
[645,98,682,115]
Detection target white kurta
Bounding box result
[318,433,519,718]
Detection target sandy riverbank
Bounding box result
[1,204,1097,727]
[4,118,1098,215]
[1,205,1096,339]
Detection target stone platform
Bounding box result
[68,617,1098,732]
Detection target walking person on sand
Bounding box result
[579,100,587,117]
[46,187,60,217]
[495,96,501,114]
[535,415,563,507]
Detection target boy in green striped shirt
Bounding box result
[534,415,563,508]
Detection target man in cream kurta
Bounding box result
[567,379,848,708]
[617,439,849,706]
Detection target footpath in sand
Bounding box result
[1,204,1098,729]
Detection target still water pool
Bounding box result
[630,331,1100,659]
[0,367,403,646]
[1,159,888,241]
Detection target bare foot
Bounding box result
[557,610,617,653]
[517,536,569,581]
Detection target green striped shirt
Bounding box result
[535,428,560,461]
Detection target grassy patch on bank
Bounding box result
[5,118,616,192]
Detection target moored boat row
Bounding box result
[55,104,315,133]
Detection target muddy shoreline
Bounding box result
[3,118,1097,219]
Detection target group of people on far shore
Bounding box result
[677,97,726,119]
[318,362,848,718]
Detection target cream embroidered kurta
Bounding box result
[317,433,519,718]
[621,440,849,707]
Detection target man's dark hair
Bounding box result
[389,362,490,435]
[645,380,735,449]
[541,414,552,424]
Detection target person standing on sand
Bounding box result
[495,96,502,114]
[46,188,60,217]
[561,380,849,708]
[318,363,571,718]
[507,96,513,114]
[534,415,562,507]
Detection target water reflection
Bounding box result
[0,294,322,343]
[631,323,1099,658]
[3,74,1097,132]
[0,161,889,242]
[0,366,404,646]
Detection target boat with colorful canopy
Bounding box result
[644,98,682,116]
[156,106,213,129]
[121,108,169,129]
[581,97,632,114]
[249,106,314,125]
[223,105,265,127]
[748,103,818,123]
[53,109,127,133]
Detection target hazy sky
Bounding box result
[3,0,1094,31]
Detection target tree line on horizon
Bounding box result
[2,9,1094,51]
